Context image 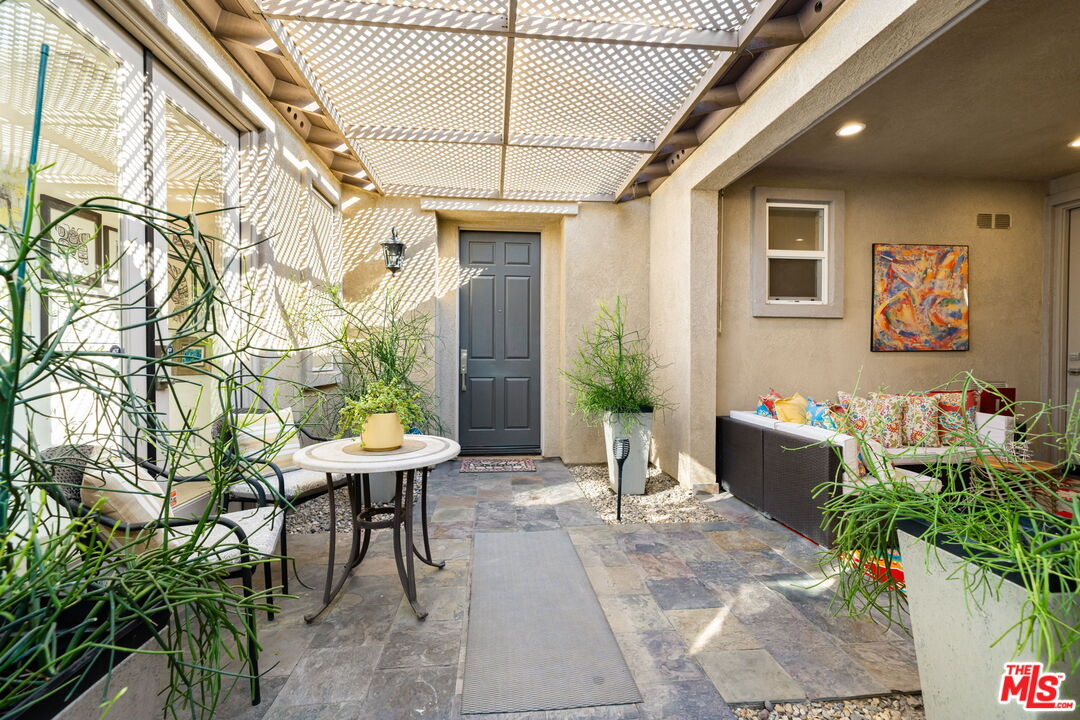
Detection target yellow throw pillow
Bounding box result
[775,394,809,424]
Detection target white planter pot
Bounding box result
[603,411,652,496]
[367,471,396,505]
[899,529,1080,720]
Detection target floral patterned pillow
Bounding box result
[903,394,940,447]
[869,393,905,448]
[836,391,872,434]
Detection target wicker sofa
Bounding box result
[717,409,1015,546]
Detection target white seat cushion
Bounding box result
[883,445,975,465]
[166,506,282,562]
[729,410,779,430]
[229,469,346,501]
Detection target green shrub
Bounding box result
[562,297,672,426]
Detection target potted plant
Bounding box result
[563,298,671,495]
[338,380,426,451]
[819,379,1080,719]
[321,290,441,500]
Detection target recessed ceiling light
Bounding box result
[836,122,866,137]
[1070,137,1080,148]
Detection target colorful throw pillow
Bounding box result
[806,399,838,430]
[928,390,980,442]
[902,394,940,447]
[869,393,906,448]
[756,389,783,418]
[836,391,872,434]
[775,393,809,424]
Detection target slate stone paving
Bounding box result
[218,458,919,720]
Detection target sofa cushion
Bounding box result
[806,399,838,430]
[869,393,905,447]
[756,389,782,418]
[882,445,976,465]
[775,394,808,424]
[836,391,872,434]
[927,390,979,442]
[902,394,941,447]
[80,449,165,527]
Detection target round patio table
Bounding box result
[293,434,460,622]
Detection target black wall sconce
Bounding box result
[381,227,406,273]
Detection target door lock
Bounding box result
[460,349,468,391]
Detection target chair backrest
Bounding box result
[298,393,345,446]
[40,444,95,516]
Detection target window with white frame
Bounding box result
[751,188,844,318]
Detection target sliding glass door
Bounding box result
[151,66,241,470]
[1,0,145,450]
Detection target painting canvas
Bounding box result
[871,243,969,352]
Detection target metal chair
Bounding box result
[41,444,283,706]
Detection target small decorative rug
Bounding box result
[462,530,642,714]
[460,458,535,473]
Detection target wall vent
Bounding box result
[976,212,1011,229]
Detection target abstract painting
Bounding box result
[871,244,969,352]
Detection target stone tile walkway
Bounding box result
[218,459,918,720]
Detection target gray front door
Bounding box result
[458,231,541,454]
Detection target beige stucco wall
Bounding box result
[647,187,719,487]
[339,197,651,463]
[560,201,652,462]
[716,168,1047,413]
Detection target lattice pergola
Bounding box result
[189,0,839,201]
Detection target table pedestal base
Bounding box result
[304,467,441,623]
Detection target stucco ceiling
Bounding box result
[760,0,1080,182]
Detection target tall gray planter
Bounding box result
[603,411,652,496]
[899,530,1080,720]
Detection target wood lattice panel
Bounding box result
[359,139,502,197]
[283,21,506,134]
[503,146,649,200]
[510,39,718,143]
[215,0,814,201]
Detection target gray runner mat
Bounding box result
[462,530,642,714]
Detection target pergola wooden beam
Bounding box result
[258,0,739,51]
[200,0,382,194]
[497,0,517,198]
[339,126,654,153]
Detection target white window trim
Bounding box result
[752,187,845,318]
[765,200,829,305]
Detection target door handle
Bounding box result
[1069,368,1080,376]
[460,349,468,391]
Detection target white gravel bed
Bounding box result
[568,464,724,524]
[734,695,925,720]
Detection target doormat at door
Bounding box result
[461,458,536,473]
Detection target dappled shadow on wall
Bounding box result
[340,202,485,312]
